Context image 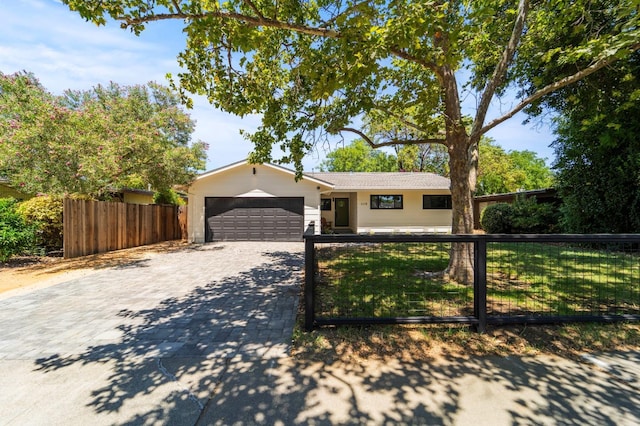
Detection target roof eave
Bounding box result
[193,159,335,190]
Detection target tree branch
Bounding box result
[171,0,183,14]
[321,0,373,27]
[122,9,439,72]
[371,105,445,137]
[243,0,265,20]
[471,0,528,139]
[337,127,446,148]
[480,41,640,135]
[371,106,425,133]
[123,11,341,39]
[390,47,439,74]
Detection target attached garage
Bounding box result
[188,161,334,243]
[205,197,304,241]
[189,160,453,242]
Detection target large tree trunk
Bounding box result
[439,65,478,284]
[446,134,478,284]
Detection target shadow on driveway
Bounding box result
[30,249,303,424]
[6,244,638,425]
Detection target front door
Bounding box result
[334,198,349,227]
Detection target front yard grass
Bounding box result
[293,241,640,362]
[313,241,640,319]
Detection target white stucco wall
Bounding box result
[188,162,330,242]
[355,189,452,233]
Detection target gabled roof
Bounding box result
[196,159,334,188]
[306,172,450,191]
[194,160,450,190]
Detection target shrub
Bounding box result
[0,198,35,261]
[511,196,560,234]
[480,203,514,233]
[16,195,63,252]
[153,188,185,206]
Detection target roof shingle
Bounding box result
[305,172,450,190]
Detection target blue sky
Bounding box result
[0,0,557,172]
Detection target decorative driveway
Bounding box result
[0,242,303,425]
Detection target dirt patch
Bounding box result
[293,322,640,364]
[0,241,191,296]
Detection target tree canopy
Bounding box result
[0,72,207,198]
[551,53,640,233]
[319,139,396,172]
[62,0,640,281]
[319,139,449,174]
[476,139,554,196]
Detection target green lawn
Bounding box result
[487,242,640,316]
[314,242,640,319]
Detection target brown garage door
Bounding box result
[205,197,304,241]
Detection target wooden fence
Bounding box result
[63,198,187,259]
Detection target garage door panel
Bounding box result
[205,197,304,241]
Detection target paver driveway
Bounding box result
[0,242,303,425]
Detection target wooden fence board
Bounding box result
[63,199,184,259]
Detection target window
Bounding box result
[320,199,332,211]
[423,195,452,209]
[370,195,403,209]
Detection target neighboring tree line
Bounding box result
[481,49,640,235]
[0,71,207,200]
[0,71,208,260]
[320,138,555,196]
[551,53,640,234]
[482,50,640,235]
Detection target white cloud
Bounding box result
[0,1,175,91]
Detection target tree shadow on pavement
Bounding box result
[30,246,640,425]
[191,348,640,425]
[32,249,308,424]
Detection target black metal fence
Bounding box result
[304,234,640,331]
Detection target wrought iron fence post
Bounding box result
[304,236,315,331]
[474,238,487,333]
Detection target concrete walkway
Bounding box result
[1,242,639,425]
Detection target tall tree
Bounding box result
[476,139,554,195]
[552,54,640,233]
[319,140,396,172]
[362,109,450,174]
[394,144,449,175]
[510,1,640,232]
[320,139,449,174]
[63,0,640,281]
[508,150,554,191]
[0,72,207,198]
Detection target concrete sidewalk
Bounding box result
[1,242,639,425]
[2,348,638,425]
[194,351,640,425]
